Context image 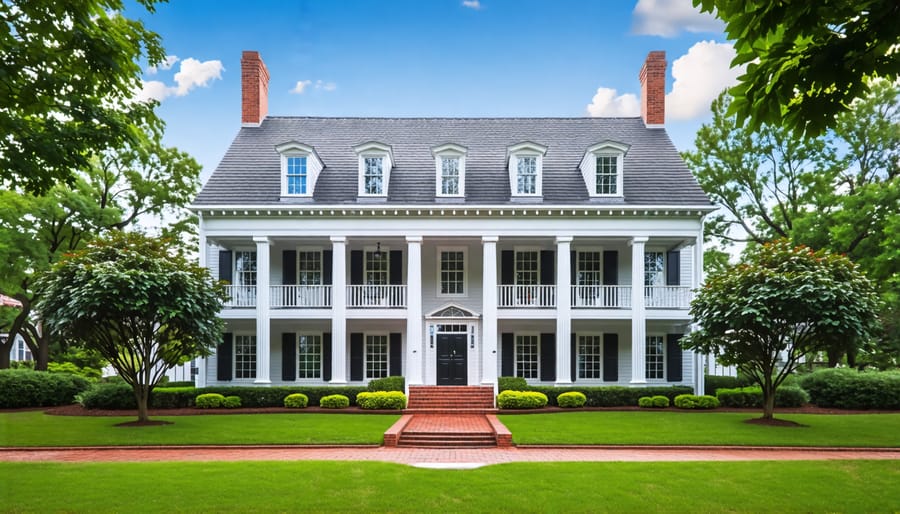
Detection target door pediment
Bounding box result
[425,303,479,320]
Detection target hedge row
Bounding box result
[0,369,91,408]
[356,391,407,410]
[497,390,548,409]
[716,386,809,408]
[366,376,405,392]
[799,368,900,410]
[526,385,694,407]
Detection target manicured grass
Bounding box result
[499,411,900,447]
[3,460,898,512]
[0,411,399,446]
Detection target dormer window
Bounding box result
[432,143,467,197]
[507,142,547,197]
[353,142,393,197]
[276,141,324,197]
[580,141,628,197]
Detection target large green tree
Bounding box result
[35,231,226,422]
[0,0,165,193]
[695,0,900,135]
[682,241,879,420]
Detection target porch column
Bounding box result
[693,231,705,395]
[406,236,424,385]
[196,226,208,387]
[481,236,499,385]
[330,236,348,383]
[629,236,648,384]
[555,236,573,384]
[253,236,272,384]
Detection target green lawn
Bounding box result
[3,460,898,512]
[0,411,399,446]
[498,411,900,447]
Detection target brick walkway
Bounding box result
[2,446,897,465]
[403,414,493,433]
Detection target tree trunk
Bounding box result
[0,347,10,369]
[135,385,150,422]
[761,385,776,420]
[34,334,50,371]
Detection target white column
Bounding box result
[406,236,424,386]
[481,236,499,385]
[555,236,573,384]
[330,236,348,383]
[253,236,272,384]
[693,231,705,395]
[630,236,648,384]
[196,226,208,387]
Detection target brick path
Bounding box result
[403,414,493,433]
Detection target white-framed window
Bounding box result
[441,157,461,195]
[577,334,602,380]
[276,141,323,197]
[645,251,665,286]
[234,251,257,286]
[515,250,539,286]
[576,251,602,286]
[354,142,393,197]
[365,334,388,379]
[297,334,322,379]
[515,334,539,379]
[432,143,467,197]
[297,250,322,285]
[646,335,665,380]
[580,141,627,198]
[365,249,388,285]
[234,334,257,380]
[437,247,466,296]
[507,142,547,197]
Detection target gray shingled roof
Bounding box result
[193,117,712,206]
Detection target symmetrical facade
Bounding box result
[191,51,714,394]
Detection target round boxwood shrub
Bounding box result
[651,395,670,408]
[698,395,720,409]
[319,394,350,409]
[674,394,699,409]
[0,369,91,408]
[638,396,655,408]
[195,393,225,409]
[356,391,407,410]
[497,390,548,409]
[77,382,136,410]
[284,393,309,408]
[557,391,587,408]
[222,395,242,409]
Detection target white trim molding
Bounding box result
[353,141,394,197]
[431,143,467,198]
[507,142,547,198]
[275,141,324,197]
[580,140,629,198]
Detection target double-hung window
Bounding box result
[234,334,257,379]
[232,251,257,307]
[646,335,665,380]
[577,335,602,380]
[595,155,617,195]
[439,249,465,296]
[516,156,537,194]
[354,142,393,197]
[298,251,322,285]
[365,250,388,285]
[644,252,665,286]
[515,334,539,379]
[432,144,467,197]
[507,142,546,197]
[277,141,322,197]
[580,141,627,198]
[297,334,322,379]
[366,334,388,379]
[441,157,460,195]
[286,156,308,194]
[363,157,384,195]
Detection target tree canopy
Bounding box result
[682,240,880,419]
[694,0,900,135]
[35,231,226,422]
[0,0,166,193]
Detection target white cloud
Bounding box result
[135,80,171,103]
[462,0,482,10]
[631,0,723,37]
[586,87,640,117]
[666,40,742,120]
[134,57,223,103]
[291,80,312,94]
[147,55,179,75]
[292,79,337,94]
[315,80,337,91]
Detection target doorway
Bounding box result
[436,333,467,385]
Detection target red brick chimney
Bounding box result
[639,51,666,127]
[241,51,270,126]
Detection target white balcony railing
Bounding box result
[571,285,632,309]
[223,285,256,308]
[645,286,693,309]
[497,285,556,308]
[270,285,332,309]
[347,285,407,308]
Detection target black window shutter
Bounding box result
[501,333,514,376]
[217,333,233,381]
[389,250,403,285]
[218,251,233,283]
[540,250,555,285]
[322,250,333,285]
[570,333,577,382]
[667,334,683,382]
[602,250,618,285]
[500,251,515,285]
[281,333,296,381]
[322,333,332,381]
[570,250,577,285]
[350,251,363,285]
[350,333,364,381]
[389,333,402,376]
[603,333,619,382]
[282,250,297,286]
[666,250,681,286]
[540,333,556,382]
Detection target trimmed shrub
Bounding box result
[150,386,367,408]
[674,394,720,409]
[195,393,225,409]
[222,396,242,408]
[638,396,655,408]
[367,376,405,392]
[0,369,92,408]
[651,395,669,408]
[698,395,720,409]
[150,387,196,408]
[320,394,350,409]
[162,381,195,388]
[357,391,407,410]
[716,386,809,408]
[498,376,528,392]
[799,368,900,410]
[497,390,548,409]
[77,382,136,410]
[284,393,309,408]
[527,385,693,407]
[557,391,587,408]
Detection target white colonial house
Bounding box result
[190,51,714,395]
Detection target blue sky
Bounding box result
[132,0,738,183]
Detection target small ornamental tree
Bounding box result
[682,240,879,420]
[35,232,226,422]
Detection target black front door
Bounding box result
[436,334,467,386]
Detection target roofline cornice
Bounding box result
[190,203,716,217]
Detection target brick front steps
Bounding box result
[406,386,495,412]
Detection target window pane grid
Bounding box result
[516,335,539,379]
[366,335,388,379]
[287,156,308,194]
[364,157,384,194]
[577,251,601,285]
[297,335,321,379]
[517,156,537,194]
[578,335,602,379]
[645,252,665,286]
[441,157,460,195]
[365,251,388,285]
[298,251,322,285]
[515,251,538,285]
[235,251,257,286]
[596,155,617,195]
[440,251,465,295]
[234,335,256,379]
[646,335,664,380]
